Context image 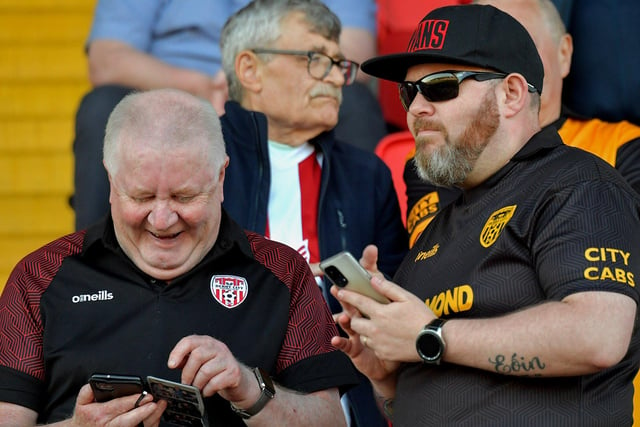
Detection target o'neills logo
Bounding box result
[407,19,449,52]
[480,205,517,248]
[71,290,113,304]
[210,275,248,309]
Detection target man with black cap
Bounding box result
[329,4,640,426]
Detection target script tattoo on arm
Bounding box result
[488,353,546,376]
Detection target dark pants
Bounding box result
[72,85,133,230]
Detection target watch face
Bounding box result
[416,319,446,364]
[417,331,442,360]
[418,332,441,358]
[255,367,276,395]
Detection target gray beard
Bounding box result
[413,87,500,187]
[414,142,475,187]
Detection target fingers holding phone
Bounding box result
[75,380,160,427]
[320,251,390,305]
[89,373,204,426]
[89,374,145,402]
[359,244,382,276]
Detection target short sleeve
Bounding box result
[88,0,162,51]
[533,181,640,302]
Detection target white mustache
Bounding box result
[310,85,343,104]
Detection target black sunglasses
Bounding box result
[399,70,531,111]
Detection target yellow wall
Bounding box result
[0,0,92,291]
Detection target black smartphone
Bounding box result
[320,251,389,304]
[89,373,145,402]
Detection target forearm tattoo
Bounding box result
[374,391,394,419]
[488,353,546,376]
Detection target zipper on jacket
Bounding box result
[250,111,265,231]
[336,208,347,250]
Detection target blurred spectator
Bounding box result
[551,0,640,125]
[72,0,385,231]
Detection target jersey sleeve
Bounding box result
[0,234,84,412]
[532,180,640,302]
[0,257,48,411]
[274,254,357,392]
[244,232,358,393]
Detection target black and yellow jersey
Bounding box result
[392,126,640,426]
[405,109,640,248]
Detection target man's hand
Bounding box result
[331,308,400,384]
[88,40,229,116]
[168,335,260,409]
[70,383,165,427]
[358,244,384,279]
[207,70,228,115]
[332,275,435,363]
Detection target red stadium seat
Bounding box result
[375,130,415,225]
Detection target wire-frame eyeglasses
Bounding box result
[252,48,359,85]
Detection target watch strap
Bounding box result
[230,367,276,419]
[426,318,446,331]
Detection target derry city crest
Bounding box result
[210,275,248,308]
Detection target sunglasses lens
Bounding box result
[421,75,460,102]
[399,74,461,111]
[399,83,418,111]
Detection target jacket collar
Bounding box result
[221,100,337,154]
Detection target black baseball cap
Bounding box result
[361,4,543,93]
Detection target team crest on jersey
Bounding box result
[480,205,517,248]
[210,275,248,308]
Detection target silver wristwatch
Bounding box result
[230,367,276,419]
[416,318,447,364]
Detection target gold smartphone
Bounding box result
[320,251,389,304]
